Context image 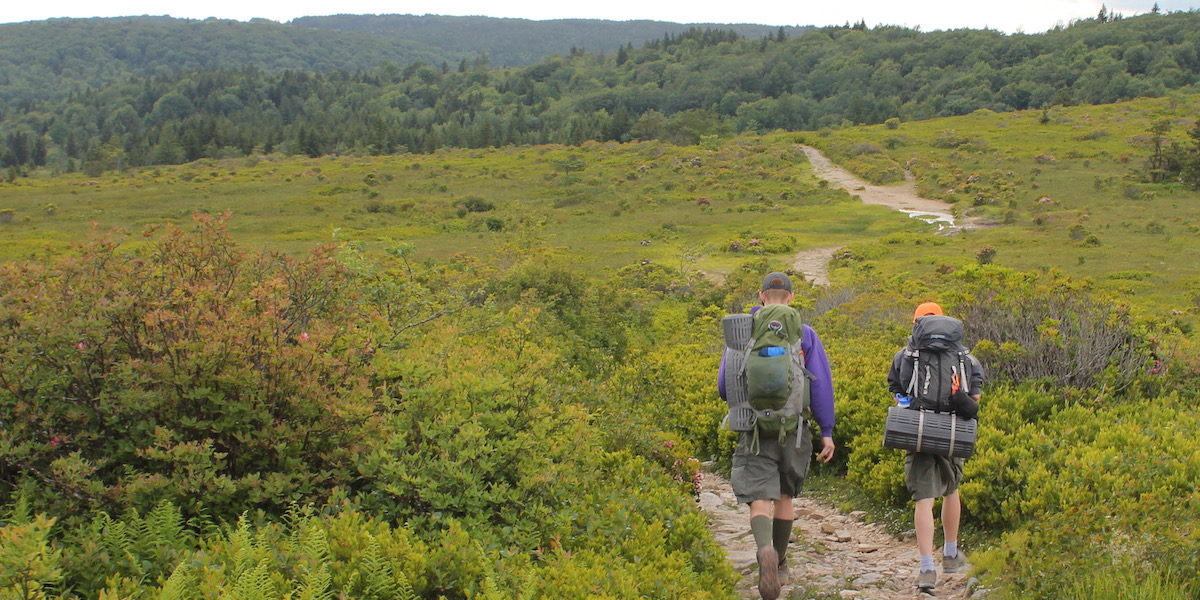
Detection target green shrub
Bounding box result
[0,214,377,521]
[971,398,1200,596]
[943,266,1154,390]
[460,195,496,212]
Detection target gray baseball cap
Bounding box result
[761,272,792,292]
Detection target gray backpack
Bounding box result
[721,308,813,447]
[904,315,971,413]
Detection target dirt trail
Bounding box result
[702,149,987,597]
[789,146,985,286]
[699,469,983,600]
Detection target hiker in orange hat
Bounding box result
[913,302,943,321]
[887,302,983,593]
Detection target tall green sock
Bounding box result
[750,515,773,549]
[772,518,793,563]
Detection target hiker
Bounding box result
[887,302,983,593]
[717,272,836,600]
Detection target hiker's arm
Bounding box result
[801,325,835,438]
[968,354,984,399]
[717,349,728,401]
[886,350,906,395]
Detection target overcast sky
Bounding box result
[2,1,1195,34]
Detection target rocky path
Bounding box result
[789,145,987,286]
[797,145,976,232]
[698,469,982,600]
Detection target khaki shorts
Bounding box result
[905,452,964,501]
[731,425,813,505]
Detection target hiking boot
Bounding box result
[756,546,781,600]
[942,549,968,574]
[777,561,789,586]
[916,569,937,592]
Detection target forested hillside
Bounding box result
[292,14,806,67]
[3,11,1200,176]
[0,17,464,108]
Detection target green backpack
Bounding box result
[740,304,814,439]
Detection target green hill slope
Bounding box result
[5,11,1200,176]
[291,13,807,67]
[809,94,1200,317]
[0,16,464,107]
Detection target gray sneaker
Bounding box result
[916,569,937,591]
[777,561,789,586]
[756,546,781,600]
[942,550,968,574]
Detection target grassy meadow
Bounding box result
[807,93,1200,320]
[4,96,1200,599]
[8,95,1196,320]
[0,137,927,278]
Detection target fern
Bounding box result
[473,540,533,600]
[290,519,334,600]
[96,511,148,579]
[293,564,333,600]
[394,571,419,600]
[4,485,34,525]
[298,521,331,566]
[282,503,317,556]
[221,558,277,600]
[358,537,398,600]
[145,501,191,552]
[157,561,199,600]
[225,514,270,581]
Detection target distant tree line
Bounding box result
[0,16,466,109]
[291,13,805,68]
[2,11,1200,176]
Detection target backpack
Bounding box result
[738,304,814,439]
[903,315,973,414]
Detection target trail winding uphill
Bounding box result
[703,150,992,598]
[698,468,988,600]
[790,145,985,286]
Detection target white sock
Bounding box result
[920,554,935,572]
[944,541,958,558]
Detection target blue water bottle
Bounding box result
[894,393,911,408]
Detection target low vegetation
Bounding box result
[810,94,1200,317]
[1,92,1199,599]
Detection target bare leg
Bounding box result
[750,498,775,519]
[941,492,961,549]
[914,497,936,557]
[774,494,794,520]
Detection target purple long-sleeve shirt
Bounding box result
[717,309,835,437]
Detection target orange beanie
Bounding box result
[913,302,944,322]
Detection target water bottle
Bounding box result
[759,346,787,357]
[894,393,911,408]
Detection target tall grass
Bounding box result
[1066,568,1192,600]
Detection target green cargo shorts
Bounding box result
[731,425,813,505]
[905,451,964,501]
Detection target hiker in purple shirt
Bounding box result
[718,314,836,439]
[717,272,835,600]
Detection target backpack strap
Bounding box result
[904,349,921,399]
[739,337,756,374]
[734,336,756,394]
